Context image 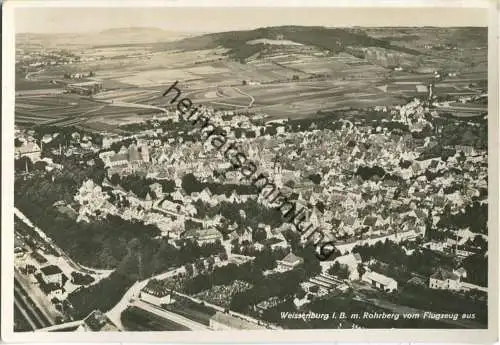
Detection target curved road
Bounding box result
[210,86,255,109]
[132,300,209,331]
[25,69,45,80]
[234,87,255,107]
[35,320,83,332]
[106,266,186,330]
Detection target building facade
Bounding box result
[429,268,461,291]
[362,271,398,292]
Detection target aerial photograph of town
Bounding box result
[10,6,489,334]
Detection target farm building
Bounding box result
[429,268,461,291]
[276,252,303,272]
[40,265,63,285]
[66,80,103,95]
[362,270,398,292]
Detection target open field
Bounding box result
[15,26,487,129]
[175,79,406,119]
[16,63,486,126]
[15,94,159,128]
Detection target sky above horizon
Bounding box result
[15,7,488,34]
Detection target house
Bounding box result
[362,271,398,292]
[455,244,479,258]
[31,251,48,267]
[423,241,446,252]
[171,190,184,202]
[14,246,25,258]
[228,254,256,266]
[182,228,223,245]
[140,279,173,306]
[453,267,467,279]
[276,252,303,272]
[149,183,164,199]
[363,216,379,228]
[198,187,213,203]
[40,265,63,285]
[228,227,252,244]
[263,237,289,250]
[328,253,362,280]
[339,215,358,232]
[429,268,461,291]
[160,198,185,214]
[209,312,266,330]
[15,141,41,162]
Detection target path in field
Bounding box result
[102,100,167,113]
[210,101,248,108]
[41,104,107,126]
[25,69,45,80]
[233,87,255,107]
[209,86,255,109]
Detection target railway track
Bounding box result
[14,278,52,330]
[14,303,37,331]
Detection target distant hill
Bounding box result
[16,27,192,49]
[98,26,166,35]
[152,25,423,62]
[360,27,488,49]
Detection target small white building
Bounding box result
[453,267,467,279]
[276,252,303,272]
[424,241,446,252]
[362,271,398,292]
[322,253,363,281]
